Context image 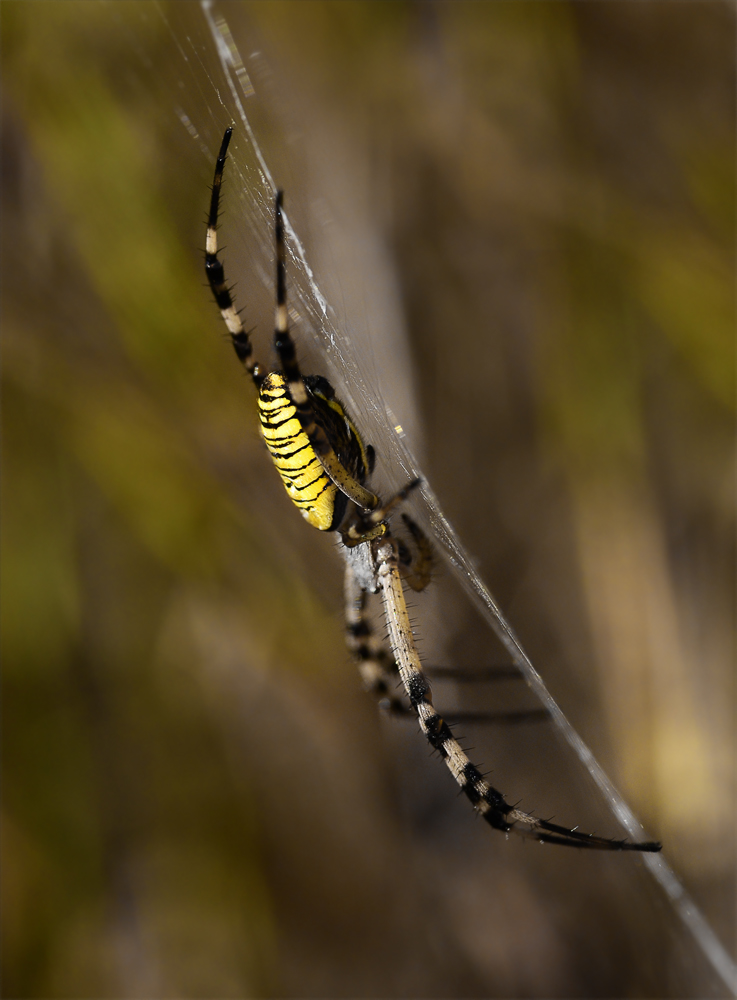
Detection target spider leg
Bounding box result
[374,536,661,852]
[205,127,264,388]
[341,478,422,547]
[344,560,410,716]
[345,555,548,725]
[272,193,379,513]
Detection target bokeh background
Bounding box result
[2,2,734,997]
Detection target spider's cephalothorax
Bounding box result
[205,126,661,853]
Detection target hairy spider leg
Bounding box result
[205,127,264,387]
[345,554,551,725]
[374,536,662,852]
[345,560,409,715]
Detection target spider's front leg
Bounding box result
[271,193,379,513]
[205,127,264,388]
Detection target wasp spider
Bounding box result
[205,126,661,853]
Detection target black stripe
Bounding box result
[290,472,328,494]
[259,394,290,407]
[292,485,331,507]
[260,413,294,429]
[205,256,232,310]
[231,333,253,364]
[407,672,431,708]
[275,190,286,308]
[271,446,314,464]
[266,432,306,448]
[460,762,486,804]
[268,439,311,455]
[260,398,291,411]
[481,802,512,833]
[270,445,312,461]
[423,712,455,755]
[207,127,233,228]
[347,621,371,638]
[267,434,305,449]
[273,458,317,475]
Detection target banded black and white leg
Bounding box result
[344,521,546,725]
[205,127,264,388]
[344,509,435,714]
[373,535,662,851]
[271,192,381,516]
[345,559,409,716]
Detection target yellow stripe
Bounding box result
[274,455,316,474]
[261,417,302,442]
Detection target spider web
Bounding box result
[114,2,737,994]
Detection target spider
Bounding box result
[205,126,661,852]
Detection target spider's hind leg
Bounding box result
[344,558,411,717]
[374,536,662,852]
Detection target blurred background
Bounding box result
[2,2,734,997]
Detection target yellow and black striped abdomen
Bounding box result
[258,372,340,531]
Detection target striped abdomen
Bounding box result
[259,372,342,531]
